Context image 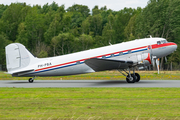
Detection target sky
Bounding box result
[1,0,149,11]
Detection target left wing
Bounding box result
[84,58,133,72]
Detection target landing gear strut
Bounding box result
[28,77,35,83]
[118,68,141,83]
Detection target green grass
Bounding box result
[1,71,180,80]
[0,88,180,119]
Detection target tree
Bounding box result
[92,6,101,16]
[44,5,65,44]
[25,7,46,50]
[66,4,90,18]
[102,13,115,45]
[91,14,103,37]
[135,0,172,38]
[52,33,75,55]
[1,3,27,41]
[81,18,90,34]
[51,36,59,56]
[32,41,49,57]
[101,9,116,28]
[78,34,93,50]
[0,4,8,18]
[0,33,11,65]
[16,22,28,47]
[50,1,59,11]
[124,14,137,41]
[113,8,136,43]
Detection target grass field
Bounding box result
[1,71,180,119]
[0,88,180,119]
[1,71,180,80]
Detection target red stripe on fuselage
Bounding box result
[151,42,176,49]
[35,61,76,72]
[35,42,176,72]
[35,46,147,72]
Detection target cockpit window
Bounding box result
[157,41,161,45]
[161,40,167,44]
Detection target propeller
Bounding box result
[165,56,167,63]
[151,56,168,74]
[151,56,159,74]
[152,56,156,68]
[156,58,160,74]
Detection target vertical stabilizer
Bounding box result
[5,43,34,72]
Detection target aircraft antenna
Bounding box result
[147,35,152,38]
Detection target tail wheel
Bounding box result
[29,78,34,83]
[126,74,136,83]
[135,73,140,82]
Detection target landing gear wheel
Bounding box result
[29,78,34,83]
[126,74,136,83]
[135,73,140,82]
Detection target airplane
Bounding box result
[5,37,177,83]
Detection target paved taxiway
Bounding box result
[0,80,180,88]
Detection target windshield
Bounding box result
[161,40,168,44]
[157,40,168,45]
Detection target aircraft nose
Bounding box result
[172,42,177,51]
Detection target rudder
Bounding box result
[5,43,34,72]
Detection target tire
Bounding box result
[135,73,140,82]
[29,78,34,83]
[126,74,136,83]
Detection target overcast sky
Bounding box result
[1,0,149,11]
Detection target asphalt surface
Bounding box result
[0,80,180,88]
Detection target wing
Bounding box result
[84,58,133,72]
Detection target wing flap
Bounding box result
[84,58,133,72]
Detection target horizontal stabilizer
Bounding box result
[84,58,133,72]
[12,69,34,77]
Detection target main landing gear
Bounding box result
[118,68,140,83]
[28,77,35,83]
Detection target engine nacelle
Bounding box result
[126,53,152,66]
[139,53,152,66]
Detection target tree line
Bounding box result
[0,0,180,70]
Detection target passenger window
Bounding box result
[102,56,106,59]
[128,50,131,54]
[76,61,80,64]
[111,54,114,57]
[119,52,123,56]
[157,41,161,45]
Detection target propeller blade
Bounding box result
[165,57,167,63]
[152,58,155,67]
[152,56,156,67]
[156,58,160,74]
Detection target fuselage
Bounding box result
[9,37,177,77]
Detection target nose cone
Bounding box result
[172,42,177,52]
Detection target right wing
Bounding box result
[84,58,133,72]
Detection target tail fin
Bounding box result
[5,43,35,72]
